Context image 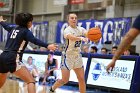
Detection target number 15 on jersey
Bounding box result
[10,30,19,39]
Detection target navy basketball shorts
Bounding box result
[0,51,24,73]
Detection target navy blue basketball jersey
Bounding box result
[0,22,48,60]
[132,15,140,30]
[47,59,57,70]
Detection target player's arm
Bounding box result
[63,27,82,41]
[64,29,87,42]
[26,30,48,47]
[113,28,140,61]
[112,15,140,61]
[0,16,14,32]
[33,65,39,73]
[55,59,58,69]
[66,34,83,41]
[45,62,49,72]
[66,34,88,42]
[26,30,57,51]
[106,15,140,72]
[106,28,140,73]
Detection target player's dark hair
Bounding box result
[91,46,98,52]
[112,46,118,49]
[27,56,33,61]
[28,56,33,59]
[15,13,33,27]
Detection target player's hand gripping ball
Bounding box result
[87,27,102,42]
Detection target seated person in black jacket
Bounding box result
[42,53,58,84]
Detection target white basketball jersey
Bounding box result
[63,26,86,55]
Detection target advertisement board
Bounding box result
[22,53,48,72]
[22,52,88,83]
[86,58,135,90]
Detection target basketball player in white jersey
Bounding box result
[49,13,88,93]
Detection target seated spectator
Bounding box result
[42,53,58,84]
[90,46,98,54]
[110,46,118,54]
[123,49,130,55]
[39,47,47,51]
[25,56,39,81]
[33,46,38,51]
[57,45,64,52]
[88,40,103,54]
[101,47,108,54]
[82,45,89,53]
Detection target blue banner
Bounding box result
[31,21,48,43]
[0,22,48,43]
[55,17,132,45]
[0,24,11,42]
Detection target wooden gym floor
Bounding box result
[0,78,125,93]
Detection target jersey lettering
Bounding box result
[75,41,81,47]
[10,30,19,39]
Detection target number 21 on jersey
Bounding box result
[10,30,19,39]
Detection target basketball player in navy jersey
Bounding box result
[0,13,57,93]
[106,15,140,72]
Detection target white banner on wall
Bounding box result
[87,0,103,3]
[53,0,68,5]
[87,58,135,90]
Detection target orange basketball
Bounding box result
[87,27,102,42]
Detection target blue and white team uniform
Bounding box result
[61,26,87,70]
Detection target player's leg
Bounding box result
[0,53,8,88]
[51,69,70,91]
[32,69,38,77]
[32,69,39,82]
[0,73,7,88]
[13,66,36,93]
[74,67,86,93]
